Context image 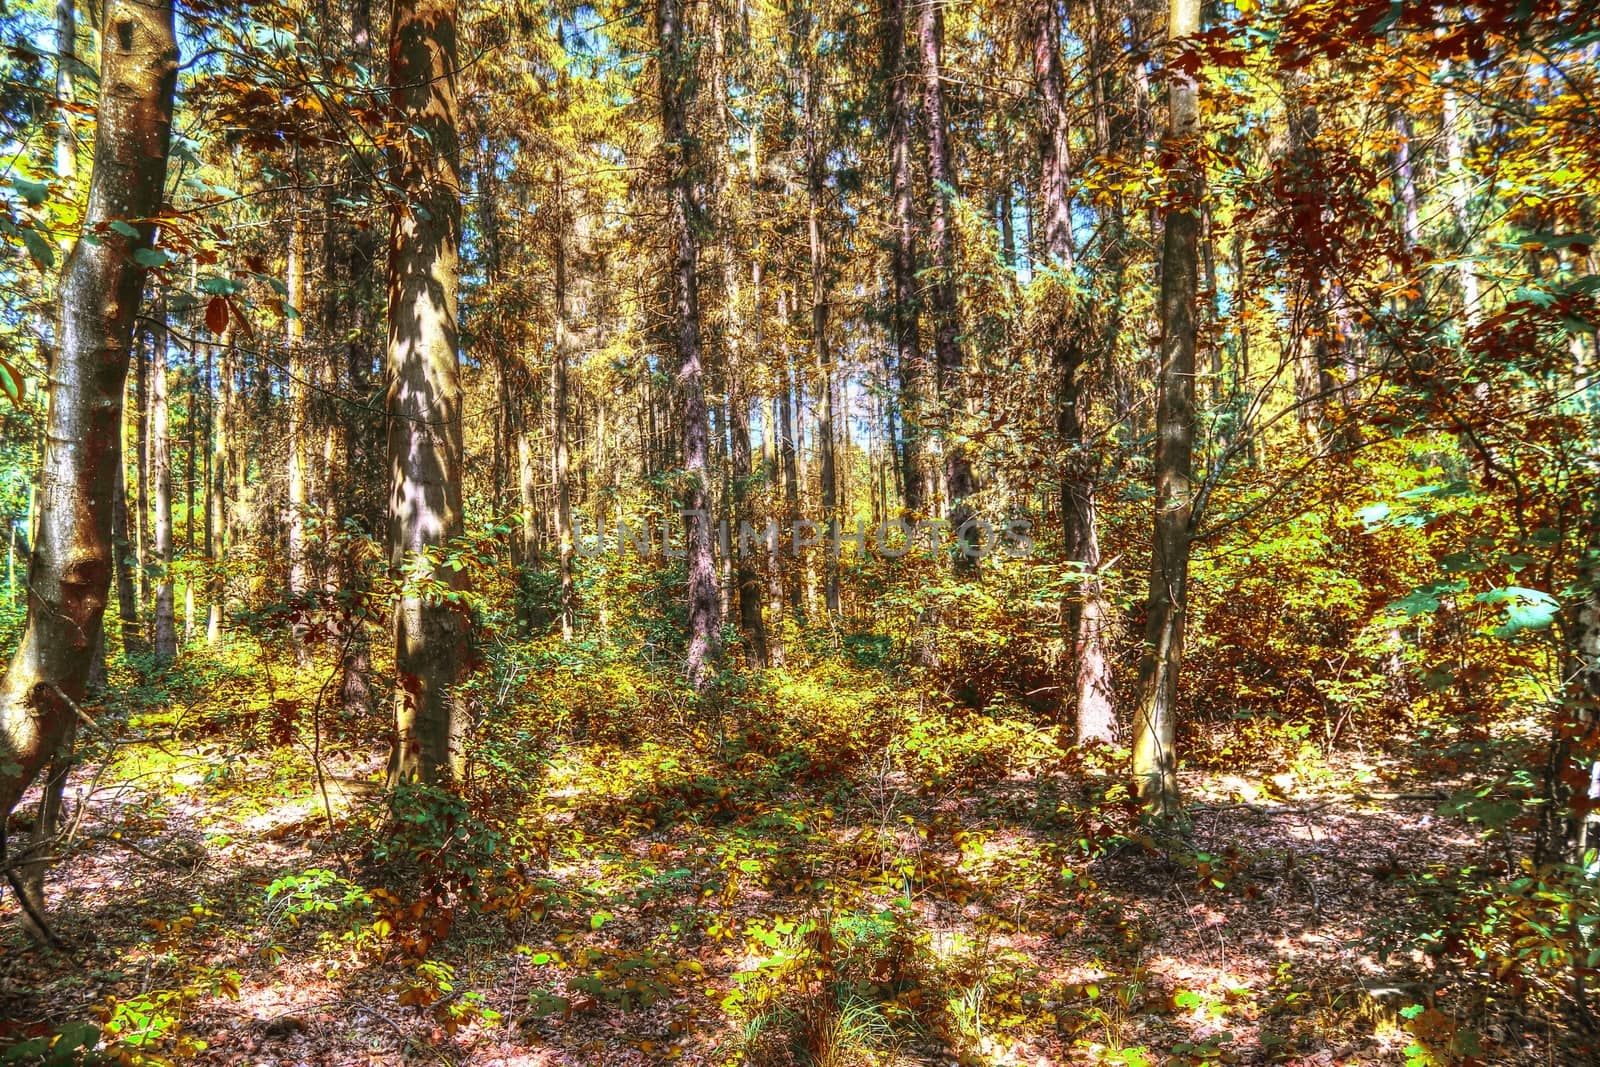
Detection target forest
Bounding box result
[0,0,1597,1061]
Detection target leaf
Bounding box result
[134,247,170,268]
[206,296,230,334]
[590,910,613,930]
[1477,586,1559,635]
[110,219,142,239]
[10,177,48,206]
[1390,579,1466,617]
[20,228,55,270]
[0,356,27,408]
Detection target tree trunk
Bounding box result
[1031,0,1073,267]
[0,0,177,825]
[919,0,974,554]
[134,325,149,617]
[1034,0,1117,744]
[778,288,801,615]
[1132,0,1201,819]
[553,169,576,641]
[884,0,925,513]
[1441,76,1481,329]
[286,202,311,613]
[151,294,176,662]
[112,442,142,655]
[208,334,229,645]
[54,0,75,183]
[658,0,721,691]
[1285,73,1335,440]
[804,66,840,615]
[385,0,468,787]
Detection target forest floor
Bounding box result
[0,649,1588,1066]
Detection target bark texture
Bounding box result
[1132,0,1201,818]
[385,0,468,787]
[658,0,722,690]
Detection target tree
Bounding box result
[883,0,925,514]
[919,0,973,543]
[1131,0,1202,819]
[658,0,722,690]
[0,0,179,841]
[151,294,176,661]
[384,0,469,786]
[1032,0,1116,745]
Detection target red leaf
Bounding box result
[206,295,229,334]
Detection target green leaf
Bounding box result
[1477,586,1559,635]
[590,910,613,929]
[20,227,55,270]
[10,177,48,206]
[1391,579,1466,617]
[0,357,24,407]
[110,219,142,238]
[134,247,170,268]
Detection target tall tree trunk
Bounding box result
[1035,0,1116,744]
[730,374,767,665]
[185,344,196,552]
[151,295,176,661]
[134,326,150,616]
[0,0,177,825]
[1132,0,1201,819]
[919,0,974,554]
[20,8,79,921]
[208,334,229,646]
[884,0,925,513]
[112,445,141,653]
[658,0,721,690]
[1285,73,1335,440]
[804,65,840,615]
[778,288,801,616]
[54,0,76,184]
[385,0,468,787]
[285,202,312,613]
[1441,76,1481,329]
[552,169,576,640]
[1031,0,1073,267]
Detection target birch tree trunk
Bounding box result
[385,0,468,786]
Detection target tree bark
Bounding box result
[1132,0,1201,819]
[1441,76,1481,329]
[286,201,312,615]
[884,0,925,513]
[54,0,76,183]
[1034,0,1116,744]
[552,168,577,641]
[658,0,722,690]
[385,0,468,787]
[207,334,228,646]
[112,438,141,654]
[804,64,840,615]
[919,0,975,555]
[0,0,177,824]
[151,294,176,662]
